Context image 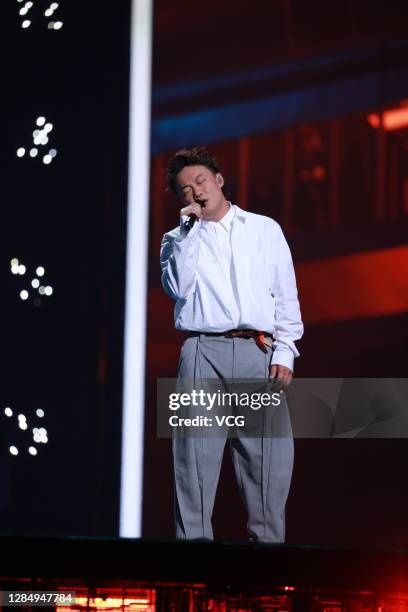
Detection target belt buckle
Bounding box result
[224,330,236,338]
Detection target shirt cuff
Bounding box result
[270,349,294,372]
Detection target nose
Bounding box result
[192,186,203,200]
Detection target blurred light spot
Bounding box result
[50,2,59,9]
[22,20,31,28]
[48,22,55,29]
[38,286,46,295]
[17,147,26,158]
[4,407,13,417]
[20,7,28,15]
[29,447,37,456]
[9,446,18,456]
[19,421,28,431]
[18,264,26,275]
[43,155,52,165]
[11,258,19,266]
[26,1,34,8]
[45,286,53,296]
[313,165,326,180]
[33,427,48,443]
[36,117,46,127]
[49,149,57,158]
[11,265,19,275]
[33,129,40,138]
[36,266,45,276]
[18,414,26,421]
[53,21,63,29]
[368,113,381,129]
[40,136,49,146]
[20,290,29,301]
[30,148,38,158]
[36,409,45,418]
[45,8,53,17]
[31,278,40,288]
[44,123,53,133]
[368,106,408,131]
[34,136,42,146]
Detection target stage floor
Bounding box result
[1,536,408,594]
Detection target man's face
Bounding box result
[175,165,227,221]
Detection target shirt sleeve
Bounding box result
[160,219,201,301]
[270,224,304,371]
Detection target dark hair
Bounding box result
[165,146,222,194]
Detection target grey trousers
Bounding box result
[173,333,294,542]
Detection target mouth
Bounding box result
[196,198,207,207]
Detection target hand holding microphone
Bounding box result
[180,198,205,233]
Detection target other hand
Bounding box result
[269,364,293,391]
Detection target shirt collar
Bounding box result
[203,201,235,232]
[218,201,235,231]
[230,204,248,223]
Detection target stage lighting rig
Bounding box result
[17,116,58,165]
[17,0,34,28]
[2,405,49,457]
[16,1,63,30]
[10,258,54,306]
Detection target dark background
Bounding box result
[0,1,130,535]
[1,0,408,549]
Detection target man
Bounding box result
[160,146,303,542]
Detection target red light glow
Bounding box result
[57,594,155,612]
[297,246,408,324]
[368,105,408,131]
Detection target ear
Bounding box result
[216,173,224,187]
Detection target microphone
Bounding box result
[182,198,204,233]
[183,214,197,232]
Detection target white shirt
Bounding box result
[199,203,240,328]
[160,204,303,370]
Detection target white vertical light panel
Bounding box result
[120,0,153,537]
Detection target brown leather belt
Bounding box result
[187,329,273,353]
